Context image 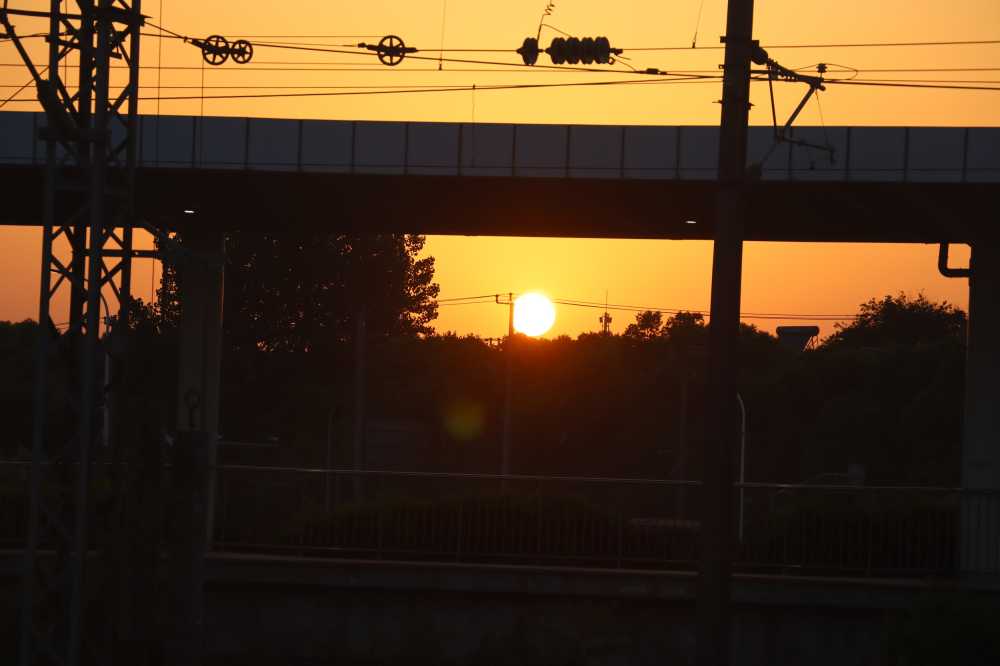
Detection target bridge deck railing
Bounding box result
[213,465,998,578]
[3,112,1000,183]
[2,461,996,577]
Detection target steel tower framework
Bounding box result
[1,2,143,664]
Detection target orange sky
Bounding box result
[0,1,995,337]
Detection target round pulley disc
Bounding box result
[377,35,407,66]
[201,34,230,65]
[231,39,254,64]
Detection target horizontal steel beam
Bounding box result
[1,165,996,243]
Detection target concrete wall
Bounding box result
[3,553,997,665]
[204,583,891,666]
[199,556,940,666]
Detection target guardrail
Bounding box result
[3,461,997,577]
[213,465,999,577]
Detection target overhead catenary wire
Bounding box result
[6,22,1000,103]
[110,24,1000,92]
[133,28,1000,53]
[620,38,1000,51]
[6,74,999,92]
[119,76,725,103]
[4,74,999,105]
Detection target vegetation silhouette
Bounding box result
[0,283,968,488]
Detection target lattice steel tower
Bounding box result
[1,2,143,664]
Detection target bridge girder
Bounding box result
[2,166,994,244]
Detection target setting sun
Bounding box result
[513,293,556,337]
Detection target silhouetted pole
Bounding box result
[325,406,337,513]
[737,393,747,544]
[352,309,366,501]
[697,0,755,664]
[169,229,225,666]
[959,242,1000,574]
[501,293,514,486]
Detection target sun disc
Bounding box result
[513,292,556,337]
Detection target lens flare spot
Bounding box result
[443,400,486,441]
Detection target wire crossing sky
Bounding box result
[0,0,994,338]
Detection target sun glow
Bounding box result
[512,292,556,337]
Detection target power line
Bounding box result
[552,299,855,321]
[247,39,674,76]
[437,294,503,303]
[818,78,1000,92]
[436,294,858,321]
[119,77,723,102]
[7,75,999,92]
[227,34,382,39]
[5,58,1000,76]
[4,74,997,105]
[134,23,708,77]
[623,38,1000,51]
[133,29,1000,53]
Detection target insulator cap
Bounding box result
[546,36,618,66]
[517,37,540,65]
[548,37,567,64]
[564,37,581,64]
[594,36,612,64]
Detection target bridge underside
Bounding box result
[0,165,995,243]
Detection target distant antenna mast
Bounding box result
[600,290,613,334]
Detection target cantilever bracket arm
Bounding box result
[754,61,835,168]
[938,243,971,279]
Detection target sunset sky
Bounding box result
[0,0,995,338]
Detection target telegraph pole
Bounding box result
[697,0,755,664]
[501,293,514,482]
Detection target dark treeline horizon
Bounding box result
[0,290,968,487]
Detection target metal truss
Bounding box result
[1,2,143,664]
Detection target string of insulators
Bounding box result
[517,36,621,66]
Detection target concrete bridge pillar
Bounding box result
[961,240,1000,577]
[166,229,225,665]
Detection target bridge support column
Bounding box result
[961,241,1000,578]
[166,229,225,665]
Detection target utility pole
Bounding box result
[501,293,514,483]
[1,3,144,665]
[352,308,367,500]
[697,0,756,664]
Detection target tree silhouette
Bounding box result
[664,311,706,347]
[623,310,665,340]
[822,293,966,350]
[157,232,439,352]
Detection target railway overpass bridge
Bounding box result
[1,112,999,241]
